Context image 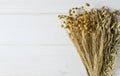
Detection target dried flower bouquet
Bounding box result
[58,3,120,76]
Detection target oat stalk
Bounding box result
[58,4,120,76]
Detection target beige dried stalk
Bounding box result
[58,4,120,76]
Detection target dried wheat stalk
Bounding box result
[58,4,120,76]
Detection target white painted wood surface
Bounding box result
[0,0,119,76]
[0,15,72,45]
[0,46,86,76]
[0,0,119,13]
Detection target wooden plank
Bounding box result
[0,0,119,13]
[0,15,72,45]
[0,46,86,76]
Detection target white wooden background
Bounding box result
[0,0,120,76]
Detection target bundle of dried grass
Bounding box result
[58,3,120,76]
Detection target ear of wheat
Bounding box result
[58,3,120,76]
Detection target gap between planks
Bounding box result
[0,44,73,46]
[0,13,67,15]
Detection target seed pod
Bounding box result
[86,3,90,7]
